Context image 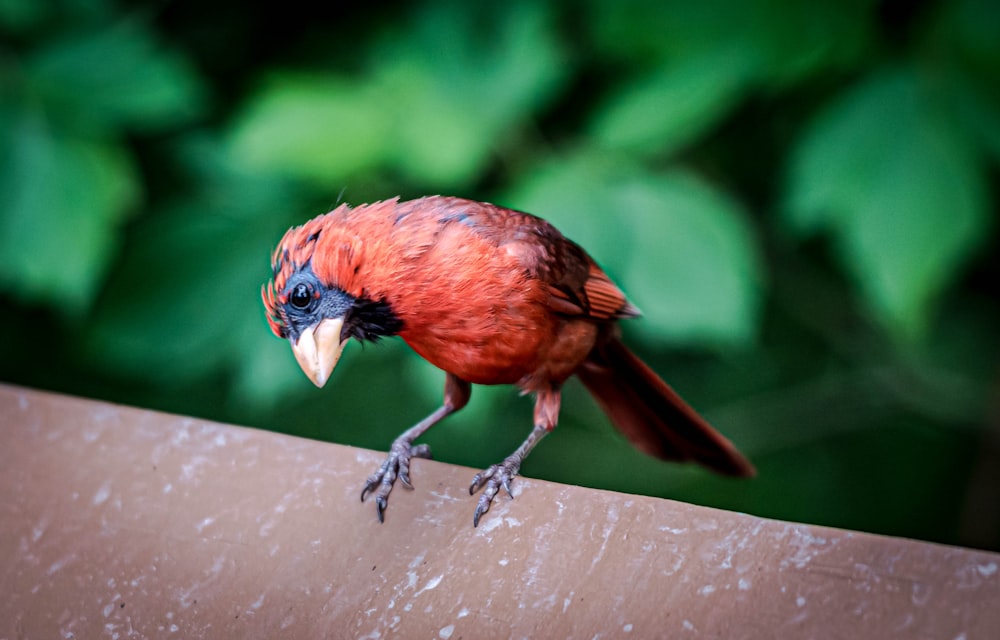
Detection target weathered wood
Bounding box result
[1,384,996,639]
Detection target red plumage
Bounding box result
[263,196,753,526]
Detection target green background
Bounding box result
[2,0,998,550]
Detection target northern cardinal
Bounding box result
[263,196,754,526]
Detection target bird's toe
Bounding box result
[469,457,522,527]
[360,438,432,522]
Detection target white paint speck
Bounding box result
[977,562,997,577]
[478,516,503,533]
[195,517,215,534]
[163,483,173,494]
[169,624,179,633]
[439,624,455,638]
[659,525,688,535]
[738,578,751,591]
[258,518,276,538]
[682,620,694,631]
[796,596,806,607]
[695,518,719,532]
[498,558,509,567]
[92,481,112,506]
[457,608,469,618]
[47,554,75,576]
[623,623,633,632]
[699,585,716,596]
[415,575,443,597]
[173,427,191,445]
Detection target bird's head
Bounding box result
[262,213,402,388]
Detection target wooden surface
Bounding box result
[1,384,997,639]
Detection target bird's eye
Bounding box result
[290,283,313,309]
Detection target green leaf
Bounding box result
[750,0,874,84]
[934,0,1000,163]
[590,50,751,156]
[25,21,206,131]
[621,170,763,345]
[587,0,872,83]
[785,67,990,338]
[228,1,567,188]
[379,1,566,186]
[509,152,762,346]
[228,75,390,183]
[941,0,1000,69]
[0,104,138,314]
[0,0,46,31]
[586,0,873,155]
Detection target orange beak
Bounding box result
[290,317,347,388]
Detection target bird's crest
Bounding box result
[262,208,349,338]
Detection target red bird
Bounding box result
[263,196,754,526]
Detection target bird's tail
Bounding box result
[576,336,755,477]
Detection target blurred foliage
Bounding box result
[1,0,998,550]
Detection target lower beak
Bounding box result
[291,317,347,388]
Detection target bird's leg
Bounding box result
[469,386,560,527]
[362,374,471,523]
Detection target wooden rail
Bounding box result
[1,384,996,638]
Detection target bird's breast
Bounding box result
[393,272,554,386]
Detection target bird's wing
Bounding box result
[415,196,640,322]
[495,210,640,321]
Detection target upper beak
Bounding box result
[290,317,347,388]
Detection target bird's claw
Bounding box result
[361,439,432,522]
[469,456,522,527]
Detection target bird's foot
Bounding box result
[361,438,432,523]
[469,455,522,527]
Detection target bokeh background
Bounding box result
[2,0,998,550]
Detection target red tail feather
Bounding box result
[577,337,755,477]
